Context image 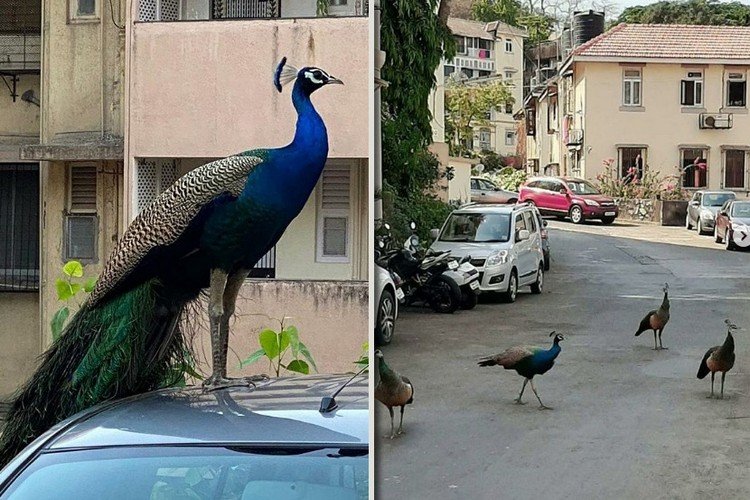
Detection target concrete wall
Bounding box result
[447,155,473,203]
[0,75,40,142]
[0,294,40,398]
[193,280,368,376]
[576,61,750,191]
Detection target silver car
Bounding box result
[686,190,737,235]
[471,177,519,204]
[0,377,368,499]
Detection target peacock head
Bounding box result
[549,331,565,343]
[274,57,343,96]
[663,282,669,293]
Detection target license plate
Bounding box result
[469,280,480,290]
[605,211,616,216]
[448,260,458,270]
[396,288,405,300]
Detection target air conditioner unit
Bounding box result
[699,113,733,129]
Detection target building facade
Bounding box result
[525,23,750,196]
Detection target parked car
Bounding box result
[471,177,519,204]
[0,378,368,499]
[375,263,400,345]
[519,176,618,224]
[686,190,737,235]
[531,205,551,270]
[714,199,750,250]
[429,203,545,303]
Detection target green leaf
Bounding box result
[286,359,310,375]
[259,329,279,360]
[70,283,82,297]
[63,261,84,278]
[298,341,318,373]
[56,279,74,301]
[50,306,69,341]
[283,325,300,356]
[83,277,97,293]
[278,331,290,355]
[240,348,267,368]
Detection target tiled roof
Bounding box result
[573,23,750,60]
[447,17,526,40]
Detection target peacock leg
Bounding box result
[530,379,552,410]
[652,330,658,350]
[720,372,726,399]
[658,328,667,350]
[204,269,243,390]
[397,406,406,435]
[707,372,715,398]
[386,406,395,439]
[515,379,529,405]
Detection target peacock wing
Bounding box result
[89,154,264,305]
[697,346,719,379]
[495,345,540,367]
[635,309,657,335]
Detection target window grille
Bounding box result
[0,164,39,292]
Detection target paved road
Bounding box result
[376,224,750,499]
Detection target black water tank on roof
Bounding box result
[572,10,605,48]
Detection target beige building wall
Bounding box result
[447,156,473,203]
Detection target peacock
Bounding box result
[697,319,737,399]
[0,58,343,466]
[478,332,564,410]
[375,350,414,439]
[635,282,670,350]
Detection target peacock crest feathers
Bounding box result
[274,56,299,92]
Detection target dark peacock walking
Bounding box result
[0,58,343,466]
[478,332,564,410]
[375,350,414,439]
[635,282,670,350]
[697,319,737,399]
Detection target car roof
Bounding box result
[453,203,532,214]
[527,176,585,182]
[42,375,368,451]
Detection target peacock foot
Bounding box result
[514,398,526,405]
[538,405,553,411]
[202,374,269,391]
[397,429,405,436]
[706,394,714,399]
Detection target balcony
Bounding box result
[566,128,583,146]
[452,56,494,72]
[0,33,40,73]
[137,0,368,21]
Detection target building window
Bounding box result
[622,69,641,106]
[505,101,513,114]
[317,162,351,262]
[0,164,39,292]
[70,0,97,20]
[477,70,491,78]
[505,39,512,52]
[460,67,473,79]
[479,130,491,151]
[547,95,558,133]
[444,65,455,77]
[681,71,703,107]
[725,149,746,189]
[66,165,98,262]
[681,148,708,188]
[505,70,513,80]
[455,36,466,54]
[505,130,515,146]
[726,72,746,107]
[618,147,645,180]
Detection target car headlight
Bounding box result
[486,250,508,266]
[700,210,714,220]
[584,199,599,207]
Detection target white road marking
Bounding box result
[619,294,750,301]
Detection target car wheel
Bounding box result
[507,198,518,205]
[429,275,461,314]
[502,269,518,303]
[697,219,709,235]
[460,289,479,310]
[726,230,736,251]
[601,216,615,225]
[569,205,584,224]
[685,216,693,230]
[375,288,396,345]
[715,225,722,243]
[530,265,544,294]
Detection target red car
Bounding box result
[519,176,619,224]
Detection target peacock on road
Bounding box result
[478,332,564,410]
[697,319,737,399]
[375,350,414,439]
[0,58,343,466]
[635,282,670,350]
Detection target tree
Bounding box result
[445,79,513,157]
[471,0,523,24]
[617,0,750,26]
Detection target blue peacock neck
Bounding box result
[289,82,329,161]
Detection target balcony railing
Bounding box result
[452,56,494,72]
[138,0,368,21]
[0,33,40,72]
[466,47,492,59]
[566,128,583,146]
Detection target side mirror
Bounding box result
[690,201,699,206]
[543,220,548,227]
[517,229,531,241]
[430,228,440,240]
[559,188,568,195]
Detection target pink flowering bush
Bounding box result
[595,159,690,201]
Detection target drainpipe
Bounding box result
[374,0,384,221]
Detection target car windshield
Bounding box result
[1,446,368,500]
[731,202,750,217]
[440,213,511,243]
[566,180,600,195]
[702,193,735,207]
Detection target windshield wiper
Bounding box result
[476,239,507,243]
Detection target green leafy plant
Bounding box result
[316,0,328,16]
[353,342,369,373]
[51,261,97,341]
[483,167,528,192]
[240,319,317,377]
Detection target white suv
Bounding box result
[429,203,545,302]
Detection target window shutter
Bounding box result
[321,164,351,211]
[318,163,352,261]
[70,166,97,213]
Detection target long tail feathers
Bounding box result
[697,350,713,379]
[478,357,498,367]
[0,279,191,467]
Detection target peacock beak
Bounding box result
[326,76,344,86]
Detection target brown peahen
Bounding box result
[635,282,670,350]
[697,319,737,399]
[478,332,564,410]
[375,350,414,439]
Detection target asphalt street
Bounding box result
[376,222,750,499]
